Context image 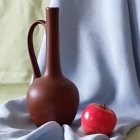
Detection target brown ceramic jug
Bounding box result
[26,7,79,126]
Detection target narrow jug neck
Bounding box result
[45,8,62,77]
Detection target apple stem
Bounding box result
[103,104,106,109]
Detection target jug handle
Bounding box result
[27,20,46,79]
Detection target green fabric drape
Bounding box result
[0,0,50,84]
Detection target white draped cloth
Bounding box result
[0,0,140,140]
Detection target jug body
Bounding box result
[27,76,79,126]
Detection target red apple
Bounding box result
[81,103,117,135]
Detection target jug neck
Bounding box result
[45,8,62,77]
